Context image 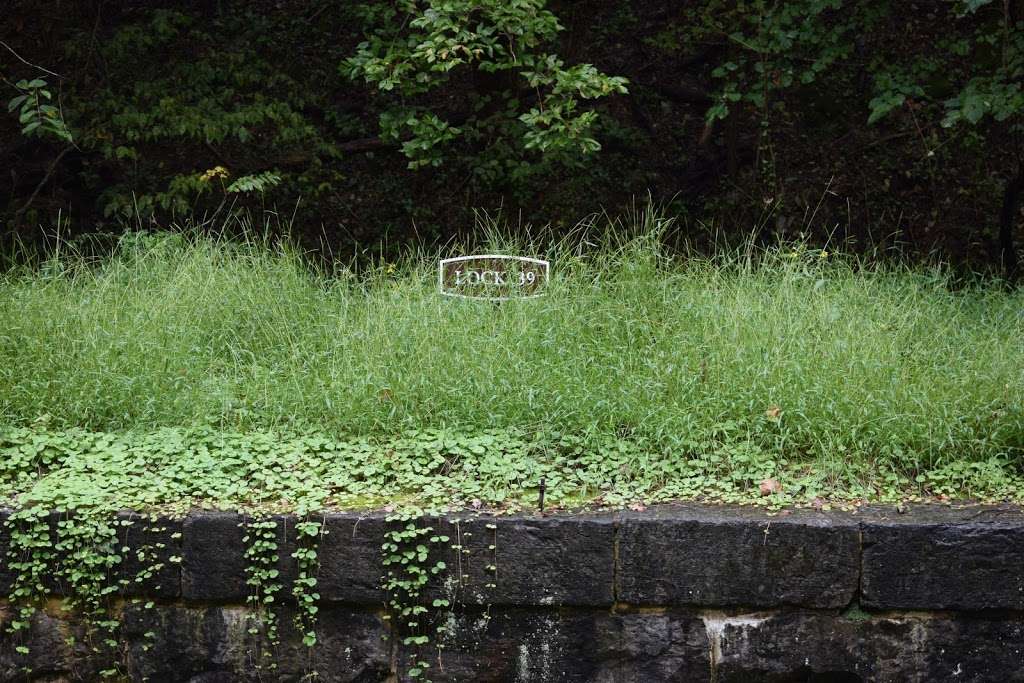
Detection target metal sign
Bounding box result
[439,255,549,301]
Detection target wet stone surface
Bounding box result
[1,504,1024,680]
[617,505,860,608]
[859,505,1024,610]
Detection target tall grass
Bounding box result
[2,212,1022,476]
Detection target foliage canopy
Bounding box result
[2,1,1023,269]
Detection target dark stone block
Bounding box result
[316,513,387,603]
[860,504,1024,610]
[307,606,392,682]
[426,513,616,606]
[617,504,860,608]
[397,608,711,683]
[177,511,615,608]
[590,611,713,683]
[241,513,385,605]
[0,606,79,681]
[0,509,181,600]
[713,609,1024,682]
[179,511,384,606]
[182,511,247,602]
[712,611,874,682]
[115,511,182,598]
[0,601,120,681]
[894,616,1024,682]
[120,603,234,682]
[121,602,390,683]
[180,513,337,605]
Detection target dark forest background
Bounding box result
[2,1,1023,273]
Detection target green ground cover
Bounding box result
[1,217,1023,511]
[1,216,1022,675]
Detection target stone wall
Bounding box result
[2,504,1023,682]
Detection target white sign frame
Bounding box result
[439,254,550,301]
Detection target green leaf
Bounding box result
[959,0,996,14]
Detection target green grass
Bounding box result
[1,214,1023,508]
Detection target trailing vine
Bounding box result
[485,522,498,591]
[5,506,56,655]
[239,513,326,676]
[381,507,450,680]
[379,507,507,681]
[4,506,126,677]
[291,518,324,648]
[0,420,1020,677]
[242,515,282,673]
[52,513,123,676]
[123,515,174,659]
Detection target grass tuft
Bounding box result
[1,212,1022,505]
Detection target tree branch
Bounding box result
[645,81,714,106]
[14,147,70,221]
[0,40,63,79]
[337,137,388,153]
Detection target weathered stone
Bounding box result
[0,602,118,682]
[121,602,390,682]
[617,505,860,608]
[889,616,1024,682]
[713,609,1024,682]
[307,606,392,682]
[0,606,76,681]
[712,610,875,682]
[182,511,247,601]
[115,511,182,598]
[860,504,1024,610]
[184,512,386,605]
[397,608,711,683]
[5,504,1024,681]
[425,513,616,606]
[316,513,386,603]
[588,610,713,683]
[120,603,235,681]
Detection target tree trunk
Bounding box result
[998,160,1022,282]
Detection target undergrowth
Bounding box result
[3,424,1023,514]
[1,212,1022,679]
[3,422,1022,678]
[1,214,1022,483]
